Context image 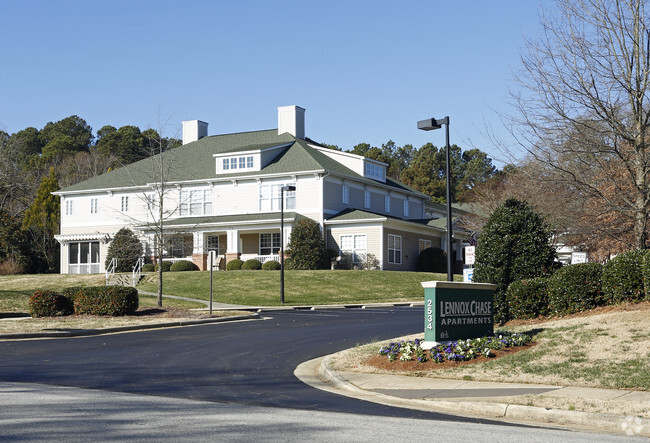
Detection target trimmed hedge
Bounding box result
[505,278,550,319]
[73,286,139,316]
[226,259,244,270]
[169,260,199,272]
[155,261,173,272]
[242,259,262,270]
[142,263,155,272]
[602,249,647,304]
[262,260,281,270]
[29,290,74,317]
[548,263,603,315]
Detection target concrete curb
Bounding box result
[0,313,259,340]
[314,354,650,437]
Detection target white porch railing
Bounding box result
[244,254,279,264]
[132,257,144,287]
[105,257,117,285]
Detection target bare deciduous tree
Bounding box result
[509,0,650,250]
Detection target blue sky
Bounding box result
[0,0,548,166]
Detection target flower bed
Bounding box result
[378,331,532,363]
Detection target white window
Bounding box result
[221,155,255,172]
[69,241,100,274]
[342,184,349,204]
[365,162,386,181]
[180,188,212,216]
[384,195,391,213]
[207,235,220,252]
[403,199,409,217]
[364,190,371,208]
[246,156,254,168]
[259,183,295,212]
[340,234,367,263]
[146,193,158,212]
[90,198,98,214]
[388,234,402,264]
[65,200,73,216]
[260,233,281,256]
[223,158,230,170]
[121,196,129,212]
[419,239,432,253]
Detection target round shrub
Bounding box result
[73,286,139,316]
[262,260,281,270]
[547,263,603,315]
[417,247,446,273]
[241,259,262,270]
[29,290,74,317]
[226,259,243,270]
[169,260,199,272]
[142,263,155,272]
[602,249,647,304]
[155,261,173,272]
[105,228,144,273]
[505,278,550,319]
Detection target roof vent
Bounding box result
[182,120,208,145]
[277,105,305,139]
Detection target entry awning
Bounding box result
[54,233,111,243]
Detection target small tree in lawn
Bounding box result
[285,218,327,270]
[105,228,143,273]
[473,198,557,324]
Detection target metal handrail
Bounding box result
[132,257,144,287]
[105,257,117,285]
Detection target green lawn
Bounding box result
[137,269,457,306]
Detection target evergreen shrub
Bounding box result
[242,259,262,270]
[226,259,244,270]
[602,249,647,304]
[142,263,155,272]
[73,286,139,316]
[547,263,603,315]
[505,278,550,319]
[472,199,558,324]
[169,260,198,272]
[262,260,281,270]
[29,290,74,317]
[417,247,446,273]
[105,228,144,273]
[155,261,173,272]
[285,218,328,270]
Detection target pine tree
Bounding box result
[285,218,327,270]
[105,228,144,273]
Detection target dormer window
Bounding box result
[222,155,254,171]
[364,161,386,181]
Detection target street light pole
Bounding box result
[280,185,296,304]
[417,116,453,282]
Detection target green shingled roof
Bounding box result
[56,129,425,195]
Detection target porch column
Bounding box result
[192,232,207,270]
[225,229,241,264]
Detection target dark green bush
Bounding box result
[262,260,281,270]
[548,263,603,315]
[226,259,244,270]
[417,247,446,273]
[155,261,173,272]
[169,260,199,272]
[105,228,144,273]
[602,249,647,304]
[242,259,262,270]
[473,199,558,324]
[505,278,550,319]
[643,251,650,300]
[29,290,74,317]
[142,263,155,272]
[73,286,139,316]
[286,218,328,270]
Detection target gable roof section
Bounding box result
[56,129,426,197]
